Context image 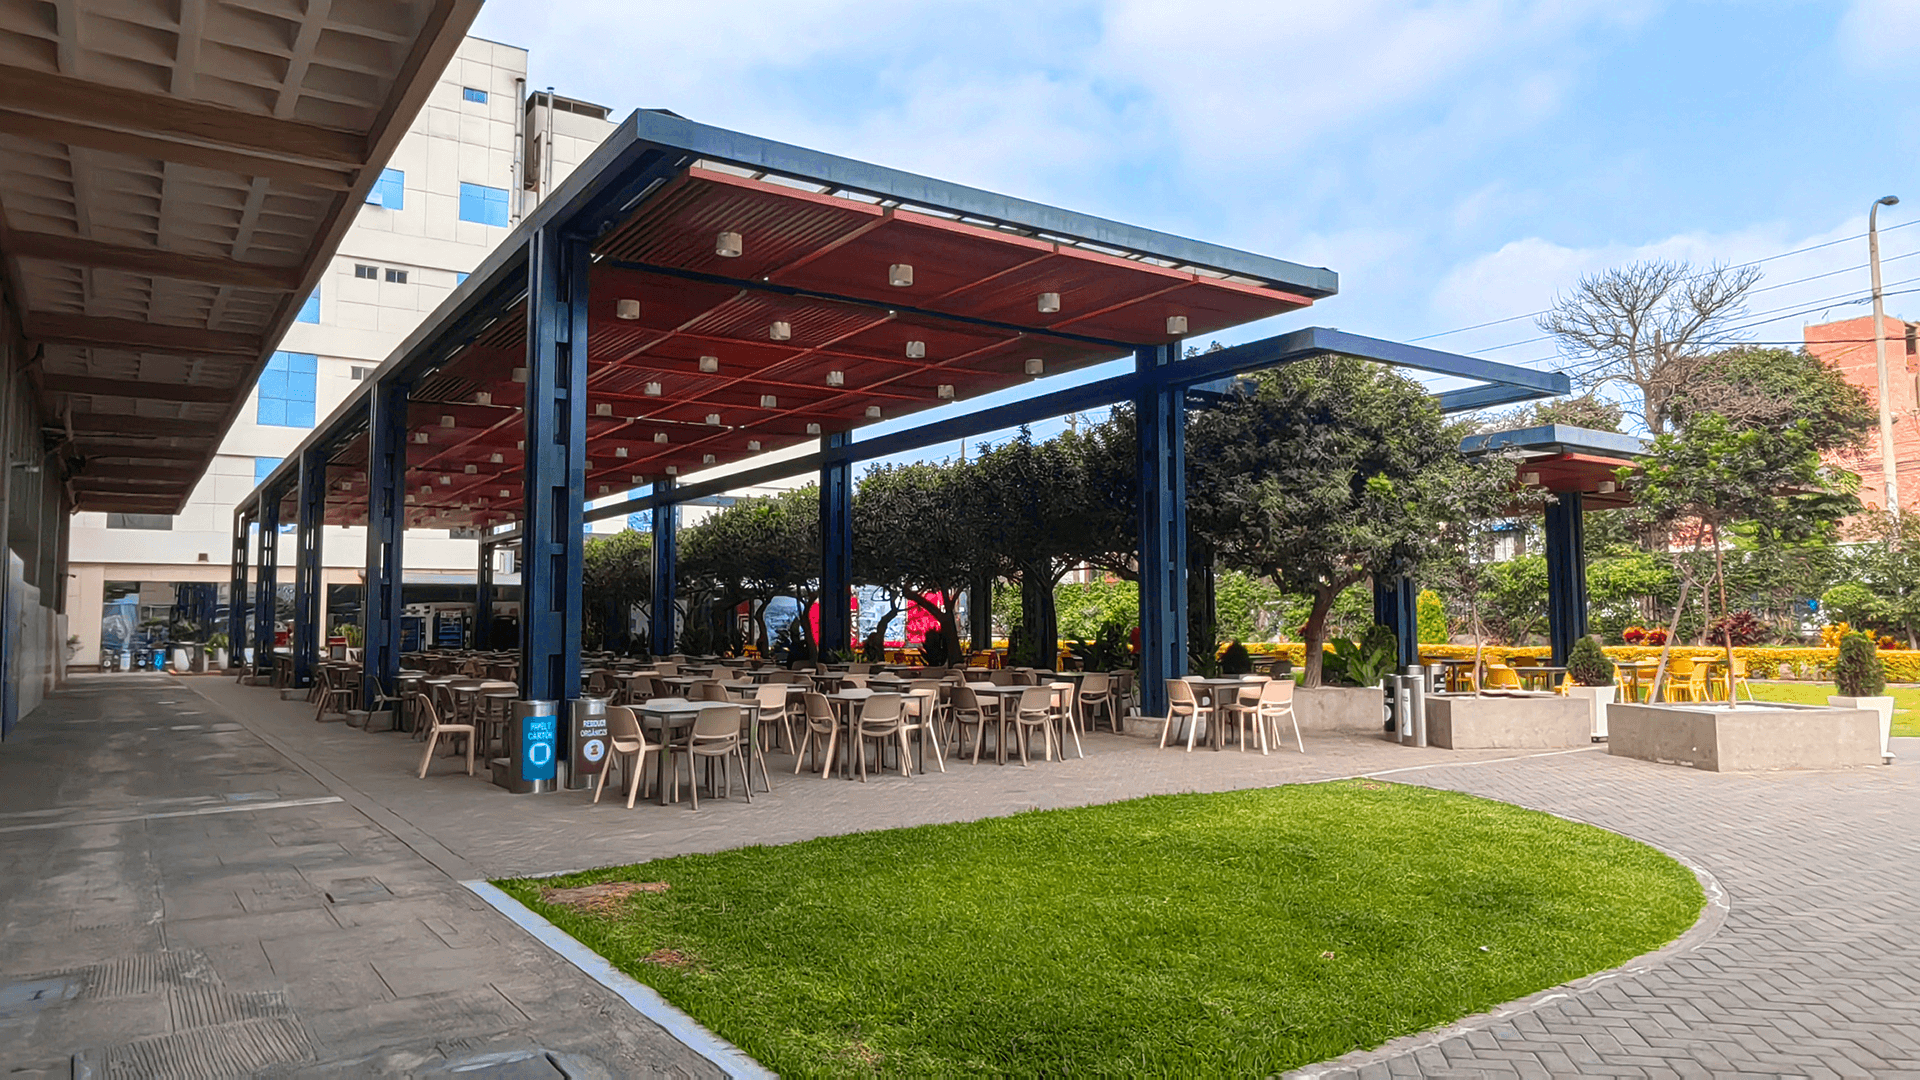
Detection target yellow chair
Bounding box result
[1483,664,1522,691]
[1726,656,1753,700]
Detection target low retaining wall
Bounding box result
[1293,685,1387,732]
[1424,693,1592,750]
[1609,702,1882,772]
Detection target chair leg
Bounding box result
[417,732,438,778]
[627,748,649,808]
[898,729,913,779]
[924,723,946,773]
[821,728,839,779]
[593,756,612,803]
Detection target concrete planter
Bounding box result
[1294,684,1387,732]
[1563,683,1617,739]
[1610,701,1882,772]
[1828,695,1895,763]
[170,646,191,672]
[1424,693,1592,750]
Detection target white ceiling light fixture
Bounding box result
[585,460,595,470]
[760,395,778,409]
[517,440,526,450]
[702,454,715,464]
[807,422,822,435]
[826,370,844,387]
[747,439,762,451]
[440,415,456,428]
[1598,480,1618,494]
[1037,292,1060,314]
[770,321,792,341]
[905,340,926,359]
[654,432,669,443]
[705,413,721,426]
[644,381,661,396]
[889,263,913,287]
[512,367,528,382]
[665,465,678,475]
[716,230,743,258]
[438,475,452,485]
[698,355,719,373]
[1166,315,1189,335]
[615,447,629,458]
[631,474,644,484]
[1521,472,1541,487]
[595,402,613,416]
[937,384,955,400]
[598,484,610,495]
[405,495,416,504]
[413,432,429,443]
[1024,358,1044,376]
[490,453,504,464]
[499,488,511,498]
[463,464,477,474]
[474,392,491,406]
[616,298,641,320]
[866,405,882,419]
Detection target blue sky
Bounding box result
[476,0,1920,468]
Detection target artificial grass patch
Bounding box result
[497,782,1702,1076]
[1744,681,1920,737]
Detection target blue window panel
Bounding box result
[257,350,317,428]
[462,87,488,104]
[296,287,320,323]
[255,457,282,485]
[627,510,651,532]
[458,182,509,227]
[366,168,404,209]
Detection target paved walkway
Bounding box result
[4,673,1916,1076]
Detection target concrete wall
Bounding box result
[1609,702,1882,772]
[1294,685,1387,732]
[1425,693,1592,750]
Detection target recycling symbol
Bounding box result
[583,739,606,762]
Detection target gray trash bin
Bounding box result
[496,699,560,794]
[567,697,611,791]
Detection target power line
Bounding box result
[1410,218,1920,345]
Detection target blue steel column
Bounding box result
[363,379,408,708]
[519,225,588,702]
[1136,343,1186,718]
[228,508,250,666]
[1372,575,1418,668]
[819,433,854,658]
[650,479,677,655]
[291,448,325,688]
[1545,491,1588,665]
[475,537,494,649]
[254,495,279,677]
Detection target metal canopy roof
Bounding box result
[254,109,1337,530]
[0,0,482,515]
[1459,424,1648,509]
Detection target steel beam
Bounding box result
[820,432,855,659]
[475,535,494,649]
[363,380,407,708]
[254,496,278,677]
[1372,575,1419,670]
[1136,343,1187,718]
[228,508,249,667]
[519,226,589,703]
[291,449,325,688]
[1545,492,1588,666]
[650,479,677,655]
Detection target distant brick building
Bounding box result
[1805,315,1920,511]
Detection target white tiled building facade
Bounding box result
[64,37,618,668]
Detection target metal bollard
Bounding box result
[1396,673,1414,744]
[1406,664,1427,747]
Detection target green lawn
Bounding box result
[498,782,1702,1076]
[1744,682,1920,737]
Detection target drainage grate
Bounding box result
[168,984,292,1030]
[97,1016,313,1079]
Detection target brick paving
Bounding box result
[6,673,1916,1076]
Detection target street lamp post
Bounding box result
[1871,195,1902,517]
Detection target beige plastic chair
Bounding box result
[795,691,842,777]
[1048,681,1085,758]
[314,664,355,723]
[1077,672,1116,733]
[854,693,910,782]
[900,681,947,774]
[947,684,1000,764]
[414,695,475,778]
[672,705,750,809]
[1258,679,1304,753]
[1218,683,1268,753]
[1159,679,1212,752]
[750,683,795,753]
[595,705,662,808]
[1007,686,1056,765]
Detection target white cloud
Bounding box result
[1837,0,1920,74]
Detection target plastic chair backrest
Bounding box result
[605,705,640,742]
[1016,686,1052,716]
[1261,679,1295,704]
[755,684,787,711]
[952,685,982,713]
[848,663,872,675]
[1081,672,1109,694]
[859,693,903,727]
[1167,679,1198,710]
[692,705,740,739]
[803,691,833,723]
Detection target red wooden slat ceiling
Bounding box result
[322,167,1315,527]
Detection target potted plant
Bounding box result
[206,632,230,670]
[1829,630,1894,763]
[1562,635,1616,739]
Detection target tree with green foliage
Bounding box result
[681,486,820,653]
[1415,588,1450,644]
[1840,510,1920,647]
[970,429,1108,666]
[582,528,651,652]
[1187,356,1503,686]
[853,461,988,662]
[1833,630,1885,699]
[1665,346,1874,451]
[1482,552,1549,644]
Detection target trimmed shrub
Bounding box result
[1415,589,1449,645]
[1566,636,1613,686]
[1834,631,1886,698]
[1706,610,1769,647]
[1220,641,1253,676]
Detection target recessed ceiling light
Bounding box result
[1166,314,1189,335]
[598,484,610,494]
[516,440,525,450]
[807,422,821,435]
[716,231,743,258]
[905,340,926,359]
[413,432,429,443]
[595,402,612,416]
[827,370,844,386]
[1024,358,1044,376]
[615,447,629,458]
[702,454,715,464]
[440,415,456,428]
[616,298,641,320]
[937,384,955,399]
[463,464,477,474]
[1038,292,1060,313]
[631,474,644,483]
[654,432,668,443]
[438,475,451,485]
[490,453,503,464]
[474,392,491,405]
[889,263,914,287]
[747,439,762,451]
[698,356,719,373]
[499,488,511,497]
[665,465,678,475]
[770,321,791,341]
[760,395,777,408]
[644,382,661,396]
[866,405,882,419]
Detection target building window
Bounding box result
[355,264,378,280]
[1907,324,1917,357]
[462,87,488,104]
[296,286,320,324]
[106,513,172,530]
[458,182,509,227]
[255,457,282,485]
[366,167,404,209]
[350,366,372,381]
[257,351,317,428]
[384,268,408,284]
